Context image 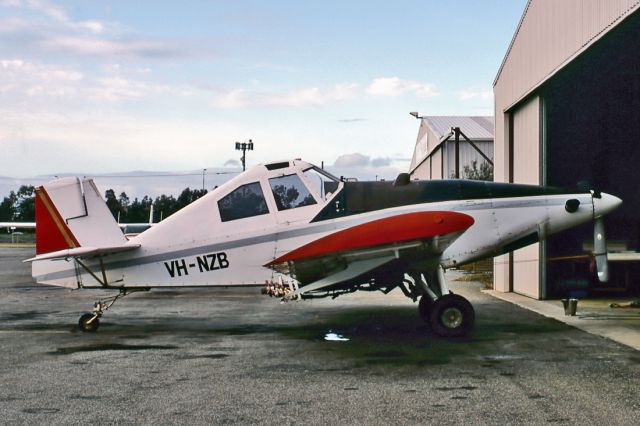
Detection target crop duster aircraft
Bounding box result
[26,159,622,336]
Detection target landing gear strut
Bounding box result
[412,266,475,337]
[78,288,148,332]
[418,295,433,322]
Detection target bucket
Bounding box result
[561,298,578,316]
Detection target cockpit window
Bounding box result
[269,174,317,211]
[218,182,269,222]
[303,167,340,201]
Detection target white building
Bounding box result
[409,116,494,180]
[493,0,640,298]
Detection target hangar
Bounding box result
[493,0,640,298]
[408,116,494,181]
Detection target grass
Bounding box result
[0,232,36,245]
[453,272,494,289]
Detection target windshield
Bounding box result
[303,167,340,201]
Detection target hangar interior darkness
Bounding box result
[542,9,640,297]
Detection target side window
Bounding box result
[269,174,317,211]
[218,182,269,222]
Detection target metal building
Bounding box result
[494,0,640,298]
[409,116,494,180]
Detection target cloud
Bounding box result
[2,0,104,33]
[338,118,367,123]
[0,58,190,101]
[458,87,493,101]
[224,159,240,167]
[74,20,104,34]
[39,36,190,59]
[333,153,397,169]
[210,76,441,109]
[0,2,197,60]
[9,0,68,22]
[371,157,392,167]
[0,106,246,177]
[366,77,438,97]
[273,83,357,107]
[326,158,406,183]
[333,153,370,167]
[211,83,359,109]
[0,59,83,96]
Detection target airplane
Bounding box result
[25,159,622,337]
[1,221,36,231]
[1,207,155,236]
[118,205,156,239]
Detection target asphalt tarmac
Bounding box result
[1,247,639,425]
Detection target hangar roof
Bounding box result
[409,116,494,173]
[494,0,640,111]
[422,116,494,141]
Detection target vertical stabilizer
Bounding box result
[35,178,127,255]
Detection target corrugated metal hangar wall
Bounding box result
[494,0,640,298]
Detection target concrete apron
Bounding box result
[485,290,640,351]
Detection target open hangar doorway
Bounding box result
[541,10,640,298]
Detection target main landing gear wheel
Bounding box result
[429,294,475,337]
[78,313,100,332]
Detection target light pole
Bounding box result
[202,168,206,191]
[235,139,254,171]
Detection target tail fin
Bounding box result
[35,177,126,255]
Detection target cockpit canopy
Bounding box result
[212,160,341,224]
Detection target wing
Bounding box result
[0,222,36,229]
[266,211,474,298]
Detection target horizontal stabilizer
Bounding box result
[24,244,140,263]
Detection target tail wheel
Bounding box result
[429,294,475,337]
[418,296,434,322]
[78,313,100,332]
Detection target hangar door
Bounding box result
[543,8,640,298]
[511,95,541,299]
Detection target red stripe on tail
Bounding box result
[35,187,80,254]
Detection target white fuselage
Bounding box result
[33,190,599,289]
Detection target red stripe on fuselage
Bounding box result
[268,211,474,265]
[35,187,80,254]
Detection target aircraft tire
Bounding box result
[429,294,474,337]
[418,296,434,322]
[78,313,100,332]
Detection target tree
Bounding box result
[15,185,35,221]
[1,184,210,224]
[176,187,208,210]
[118,192,130,216]
[0,191,17,221]
[153,194,178,221]
[0,186,34,221]
[462,160,494,181]
[105,189,121,220]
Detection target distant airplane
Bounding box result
[25,160,621,336]
[1,205,155,237]
[0,221,36,231]
[118,205,155,239]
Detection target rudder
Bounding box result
[35,177,126,255]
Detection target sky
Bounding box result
[0,0,527,196]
